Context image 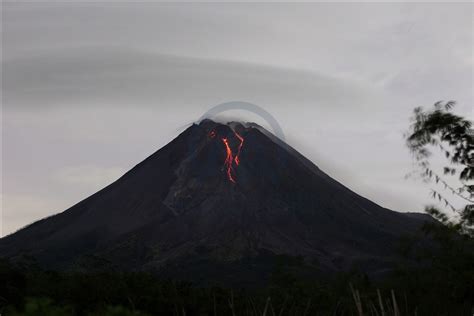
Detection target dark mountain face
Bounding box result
[0,120,431,284]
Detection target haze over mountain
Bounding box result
[0,120,431,285]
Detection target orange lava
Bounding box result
[234,132,244,166]
[221,138,236,183]
[221,132,244,183]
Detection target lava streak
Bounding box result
[234,132,244,166]
[221,132,244,183]
[221,138,235,183]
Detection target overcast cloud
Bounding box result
[2,2,473,236]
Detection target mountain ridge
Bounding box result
[0,120,432,284]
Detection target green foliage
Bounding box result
[400,101,474,315]
[90,305,150,316]
[5,297,73,316]
[0,257,472,315]
[406,100,474,235]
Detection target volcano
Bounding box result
[0,120,431,284]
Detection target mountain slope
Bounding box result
[0,120,431,284]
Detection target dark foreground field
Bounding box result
[1,225,473,316]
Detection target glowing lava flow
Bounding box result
[221,132,244,183]
[234,132,244,166]
[221,138,236,183]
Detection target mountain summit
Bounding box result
[0,120,430,284]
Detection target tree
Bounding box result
[405,101,473,236]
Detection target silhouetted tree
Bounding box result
[406,100,473,236]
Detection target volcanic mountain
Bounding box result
[0,120,431,284]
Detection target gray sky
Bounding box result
[1,2,473,236]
